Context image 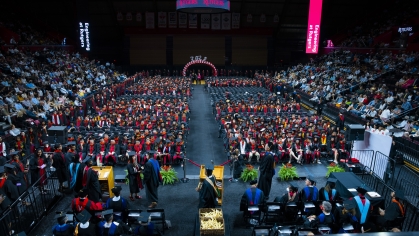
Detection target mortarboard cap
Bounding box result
[68,133,74,137]
[343,200,355,210]
[128,151,136,157]
[79,188,89,197]
[43,141,49,145]
[4,164,15,169]
[307,175,315,184]
[137,212,151,223]
[205,164,214,171]
[175,138,181,142]
[249,179,258,185]
[9,151,20,156]
[356,187,367,195]
[111,186,122,194]
[0,166,5,174]
[327,178,337,183]
[67,141,76,146]
[394,189,405,200]
[288,182,298,192]
[76,209,92,224]
[148,150,156,154]
[102,209,113,220]
[55,212,67,221]
[82,157,92,163]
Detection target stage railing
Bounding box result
[0,173,63,234]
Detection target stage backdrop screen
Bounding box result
[176,0,230,13]
[305,0,323,54]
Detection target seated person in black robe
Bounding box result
[52,212,75,236]
[240,179,266,212]
[74,209,97,236]
[274,183,299,204]
[376,189,405,229]
[319,178,340,201]
[196,164,219,208]
[105,186,130,222]
[98,209,130,236]
[334,200,359,233]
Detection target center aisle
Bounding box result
[184,84,226,176]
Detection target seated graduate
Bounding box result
[274,183,299,204]
[98,209,131,236]
[319,178,339,201]
[105,186,130,222]
[301,175,319,202]
[240,179,266,212]
[303,201,335,231]
[71,188,104,214]
[52,212,75,236]
[74,209,96,236]
[376,189,405,228]
[133,212,155,236]
[350,187,372,226]
[335,200,359,233]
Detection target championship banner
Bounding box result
[145,12,155,29]
[189,13,197,28]
[232,13,240,29]
[247,13,252,23]
[211,14,221,30]
[179,12,187,28]
[158,12,167,28]
[136,12,142,22]
[221,13,231,30]
[260,14,266,23]
[169,12,177,28]
[117,12,123,21]
[201,14,210,29]
[126,12,132,21]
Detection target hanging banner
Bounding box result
[168,12,177,28]
[145,12,155,29]
[158,12,167,28]
[260,14,266,23]
[179,12,187,28]
[273,14,279,23]
[117,12,123,21]
[247,14,252,23]
[201,14,210,29]
[126,12,132,21]
[136,12,142,22]
[189,13,197,28]
[211,14,221,30]
[221,13,231,30]
[232,13,240,29]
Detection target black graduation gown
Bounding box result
[240,187,265,211]
[75,163,86,193]
[233,159,243,179]
[52,151,68,184]
[377,201,403,226]
[198,175,218,209]
[275,192,298,204]
[143,160,159,203]
[75,222,97,236]
[29,155,48,186]
[52,223,74,236]
[127,163,140,194]
[0,178,19,202]
[6,173,27,195]
[86,168,102,202]
[258,152,274,198]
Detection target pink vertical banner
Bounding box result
[305,0,323,54]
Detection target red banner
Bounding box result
[305,0,323,54]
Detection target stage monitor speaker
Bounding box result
[345,124,365,141]
[47,126,68,144]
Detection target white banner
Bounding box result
[126,12,132,21]
[136,12,142,22]
[201,14,210,29]
[145,12,155,29]
[168,12,177,28]
[158,12,167,28]
[117,12,123,21]
[260,14,266,23]
[211,14,221,30]
[247,14,252,23]
[353,131,392,180]
[221,13,231,30]
[189,13,197,28]
[179,12,187,28]
[232,13,240,29]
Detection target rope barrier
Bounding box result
[219,159,232,166]
[187,159,201,168]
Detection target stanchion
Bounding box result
[228,158,238,183]
[181,158,189,183]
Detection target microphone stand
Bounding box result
[181,157,189,183]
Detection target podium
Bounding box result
[199,165,224,205]
[92,166,115,197]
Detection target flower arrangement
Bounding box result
[240,164,258,182]
[278,164,299,181]
[326,162,345,178]
[160,165,178,185]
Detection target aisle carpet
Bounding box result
[31,85,330,236]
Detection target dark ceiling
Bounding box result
[3,0,390,63]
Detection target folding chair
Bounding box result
[147,208,166,234]
[262,202,282,225]
[252,225,272,236]
[243,204,263,227]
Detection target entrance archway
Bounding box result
[183,59,217,77]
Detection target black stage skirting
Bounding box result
[329,172,385,206]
